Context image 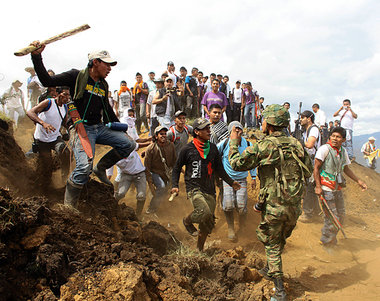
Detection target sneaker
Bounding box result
[183,217,198,237]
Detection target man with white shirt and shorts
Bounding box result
[299,110,321,222]
[333,99,357,160]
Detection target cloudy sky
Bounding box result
[1,0,379,135]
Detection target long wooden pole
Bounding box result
[14,24,90,56]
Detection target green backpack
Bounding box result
[264,136,312,202]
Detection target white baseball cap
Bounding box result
[88,50,117,66]
[368,136,376,141]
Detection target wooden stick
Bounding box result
[14,24,90,56]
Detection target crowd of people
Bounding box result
[0,42,374,301]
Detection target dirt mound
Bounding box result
[0,183,278,301]
[0,121,36,194]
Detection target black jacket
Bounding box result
[172,141,234,195]
[31,54,118,125]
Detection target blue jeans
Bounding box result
[147,173,168,212]
[244,103,257,128]
[70,123,136,186]
[343,129,354,159]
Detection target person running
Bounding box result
[113,140,151,219]
[217,121,256,241]
[29,42,136,207]
[26,86,71,185]
[166,110,193,156]
[144,126,176,214]
[171,118,240,251]
[314,126,367,246]
[229,104,313,301]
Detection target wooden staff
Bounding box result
[14,24,90,56]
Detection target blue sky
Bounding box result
[1,0,379,135]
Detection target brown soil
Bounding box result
[1,120,380,300]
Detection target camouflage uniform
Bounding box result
[229,104,312,279]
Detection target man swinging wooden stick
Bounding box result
[26,33,136,210]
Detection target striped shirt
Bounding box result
[210,120,229,145]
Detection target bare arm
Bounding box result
[343,165,367,190]
[333,106,343,117]
[152,91,169,105]
[26,99,56,133]
[305,136,317,149]
[314,158,323,195]
[185,83,193,96]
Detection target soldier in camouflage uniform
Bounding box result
[229,104,312,301]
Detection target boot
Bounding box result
[197,231,208,251]
[224,211,236,241]
[238,212,247,232]
[136,200,145,218]
[64,179,83,207]
[272,277,287,301]
[183,214,198,237]
[93,149,123,185]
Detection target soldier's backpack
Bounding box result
[265,136,312,202]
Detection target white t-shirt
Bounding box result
[315,144,350,191]
[314,109,326,128]
[303,125,321,157]
[147,90,157,118]
[232,88,243,104]
[34,99,67,142]
[167,72,177,86]
[339,109,354,130]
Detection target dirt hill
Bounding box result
[1,119,380,300]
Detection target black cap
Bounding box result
[193,118,211,130]
[301,110,314,118]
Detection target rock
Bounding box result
[142,221,178,256]
[21,225,51,249]
[60,263,151,301]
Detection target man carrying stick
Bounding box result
[314,126,367,246]
[29,42,136,208]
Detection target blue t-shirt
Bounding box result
[217,137,256,180]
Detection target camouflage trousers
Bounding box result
[187,189,216,234]
[256,202,301,278]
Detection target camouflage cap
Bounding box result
[262,104,290,127]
